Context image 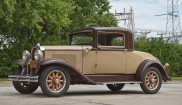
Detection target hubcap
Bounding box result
[46,70,66,92]
[145,71,159,90]
[55,79,59,85]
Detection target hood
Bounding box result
[42,45,83,51]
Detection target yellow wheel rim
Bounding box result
[46,70,66,92]
[145,71,159,90]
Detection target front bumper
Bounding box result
[9,58,39,83]
[8,75,38,83]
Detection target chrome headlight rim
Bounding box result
[22,50,31,60]
[34,49,43,61]
[164,63,170,68]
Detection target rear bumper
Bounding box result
[8,75,38,83]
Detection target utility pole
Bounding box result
[166,0,181,42]
[114,7,135,31]
[156,0,181,43]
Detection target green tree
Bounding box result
[0,0,72,45]
[0,0,117,46]
[0,0,118,77]
[69,0,117,30]
[0,0,73,77]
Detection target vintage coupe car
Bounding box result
[8,27,171,97]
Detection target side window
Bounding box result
[111,37,124,46]
[98,33,124,48]
[71,33,93,45]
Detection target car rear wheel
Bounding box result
[12,69,38,94]
[140,67,162,94]
[107,84,125,91]
[39,66,70,97]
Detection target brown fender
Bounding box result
[37,58,96,85]
[135,59,171,81]
[13,59,25,66]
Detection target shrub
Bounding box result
[135,37,182,76]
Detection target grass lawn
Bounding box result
[171,77,182,80]
[0,78,8,81]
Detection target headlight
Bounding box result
[34,49,43,61]
[22,50,31,60]
[164,63,170,68]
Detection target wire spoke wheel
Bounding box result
[46,70,66,93]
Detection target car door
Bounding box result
[82,46,97,74]
[70,32,97,74]
[96,50,126,74]
[95,33,127,74]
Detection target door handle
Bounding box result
[124,49,127,52]
[84,48,90,53]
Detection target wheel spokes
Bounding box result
[56,85,59,91]
[46,70,65,92]
[52,85,55,90]
[145,71,159,90]
[48,83,53,87]
[56,72,59,77]
[52,72,56,78]
[58,83,62,87]
[47,80,52,83]
[49,75,53,79]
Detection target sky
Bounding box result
[109,0,182,34]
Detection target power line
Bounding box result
[134,0,157,10]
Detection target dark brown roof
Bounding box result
[69,27,134,35]
[69,27,134,50]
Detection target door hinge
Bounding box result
[95,64,97,67]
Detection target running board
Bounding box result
[96,81,141,85]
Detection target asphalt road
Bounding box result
[0,81,182,105]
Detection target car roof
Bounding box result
[69,27,134,50]
[69,27,134,35]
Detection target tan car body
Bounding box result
[43,46,156,74]
[10,27,170,85]
[8,27,172,97]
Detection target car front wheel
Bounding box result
[12,69,38,94]
[107,84,125,91]
[140,67,162,94]
[39,66,70,97]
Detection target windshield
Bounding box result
[71,33,93,45]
